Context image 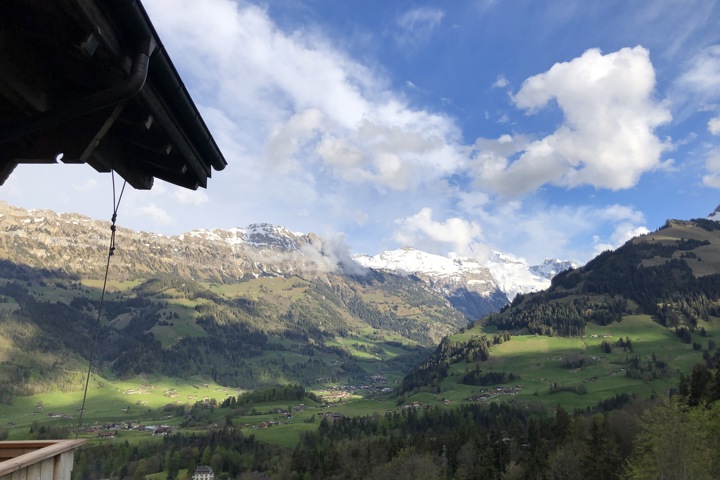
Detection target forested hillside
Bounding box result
[481,219,720,336]
[4,215,720,480]
[0,257,466,402]
[72,363,720,479]
[395,218,720,409]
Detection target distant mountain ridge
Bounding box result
[353,248,576,318]
[0,201,354,282]
[0,201,574,319]
[3,201,718,400]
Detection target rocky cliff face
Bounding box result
[0,202,573,321]
[0,202,355,282]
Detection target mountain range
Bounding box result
[0,201,573,320]
[0,200,576,398]
[6,200,718,401]
[3,200,720,480]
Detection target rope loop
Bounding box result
[76,170,127,438]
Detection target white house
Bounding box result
[192,465,215,480]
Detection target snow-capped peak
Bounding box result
[354,247,575,303]
[183,223,306,251]
[353,247,484,277]
[709,204,720,222]
[529,258,578,280]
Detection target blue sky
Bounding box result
[3,0,720,265]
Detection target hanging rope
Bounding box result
[76,171,126,438]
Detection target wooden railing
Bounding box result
[0,440,85,480]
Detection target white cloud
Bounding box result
[709,116,720,135]
[394,208,484,256]
[135,203,174,226]
[395,7,445,49]
[264,109,326,171]
[135,1,661,266]
[677,45,720,98]
[702,148,720,188]
[299,235,367,275]
[595,204,646,224]
[145,0,464,197]
[591,222,649,258]
[146,0,375,131]
[265,106,464,190]
[671,45,720,121]
[492,75,509,88]
[466,201,649,264]
[475,47,671,195]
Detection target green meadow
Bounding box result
[0,312,715,449]
[0,376,239,440]
[405,314,718,411]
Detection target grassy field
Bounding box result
[0,376,239,439]
[405,314,718,411]
[1,312,716,450]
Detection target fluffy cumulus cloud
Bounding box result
[264,105,463,190]
[475,47,671,195]
[393,208,484,256]
[145,0,463,196]
[135,1,662,265]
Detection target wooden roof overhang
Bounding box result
[0,0,227,190]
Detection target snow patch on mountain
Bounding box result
[529,258,578,280]
[709,204,720,222]
[184,223,306,251]
[485,252,576,301]
[353,247,482,278]
[355,247,576,303]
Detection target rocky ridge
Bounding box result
[0,202,351,282]
[0,202,574,319]
[353,248,576,318]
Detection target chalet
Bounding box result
[97,432,116,439]
[153,426,173,436]
[192,465,215,480]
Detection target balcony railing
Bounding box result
[0,440,85,480]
